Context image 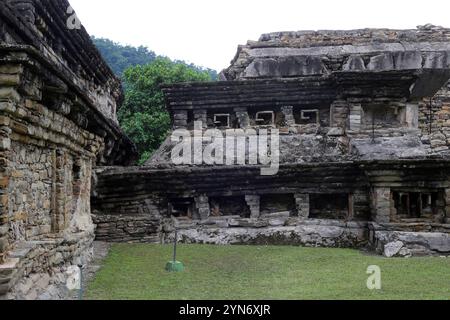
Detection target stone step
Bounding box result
[0,258,20,295]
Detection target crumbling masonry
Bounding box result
[0,0,136,299]
[1,0,450,300]
[93,25,450,258]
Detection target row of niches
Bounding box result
[178,104,413,132]
[358,105,411,131]
[391,190,446,223]
[168,193,368,221]
[167,190,446,223]
[182,106,329,129]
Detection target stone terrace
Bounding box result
[93,26,450,258]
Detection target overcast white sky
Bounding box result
[70,0,450,71]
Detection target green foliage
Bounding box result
[92,37,218,164]
[118,57,213,164]
[92,37,157,77]
[92,37,218,80]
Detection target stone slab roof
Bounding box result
[221,25,450,81]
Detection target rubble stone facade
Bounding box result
[0,0,136,299]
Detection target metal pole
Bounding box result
[371,111,375,143]
[78,264,84,301]
[429,98,433,135]
[173,229,178,263]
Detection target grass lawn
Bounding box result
[85,244,450,300]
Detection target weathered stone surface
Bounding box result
[367,53,395,71]
[398,247,412,258]
[92,27,450,270]
[351,136,428,160]
[327,127,345,137]
[164,222,367,248]
[383,241,404,257]
[243,56,327,78]
[373,229,450,256]
[343,56,366,71]
[394,52,423,70]
[424,52,448,69]
[92,213,161,243]
[0,0,136,299]
[223,25,450,80]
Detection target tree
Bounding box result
[92,37,157,77]
[92,37,218,80]
[91,37,218,163]
[118,57,213,164]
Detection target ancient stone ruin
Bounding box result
[1,0,450,300]
[93,25,450,258]
[0,0,136,299]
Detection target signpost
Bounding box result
[165,229,185,272]
[78,264,84,300]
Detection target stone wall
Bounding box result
[0,0,136,299]
[6,139,94,243]
[2,0,122,125]
[369,222,450,257]
[93,214,161,243]
[91,26,450,260]
[92,192,163,243]
[0,63,99,298]
[221,24,450,155]
[1,230,94,299]
[418,82,450,153]
[223,24,450,80]
[257,24,450,47]
[91,161,450,257]
[8,142,54,241]
[162,216,368,248]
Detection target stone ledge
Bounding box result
[0,230,95,299]
[0,258,20,295]
[0,100,102,157]
[164,224,368,247]
[370,227,450,256]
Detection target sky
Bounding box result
[70,0,450,71]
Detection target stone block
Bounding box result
[243,56,327,78]
[0,138,11,150]
[406,103,419,129]
[0,116,10,126]
[394,52,423,70]
[198,208,210,220]
[0,258,19,277]
[294,194,310,218]
[0,102,16,113]
[235,111,250,128]
[0,74,20,86]
[424,52,447,69]
[0,274,11,285]
[0,88,20,103]
[173,111,188,120]
[367,53,394,71]
[343,55,366,71]
[281,106,295,126]
[0,65,23,74]
[0,226,8,237]
[327,127,344,136]
[383,241,404,257]
[0,282,11,295]
[0,237,8,252]
[269,218,287,227]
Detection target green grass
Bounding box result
[85,244,450,300]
